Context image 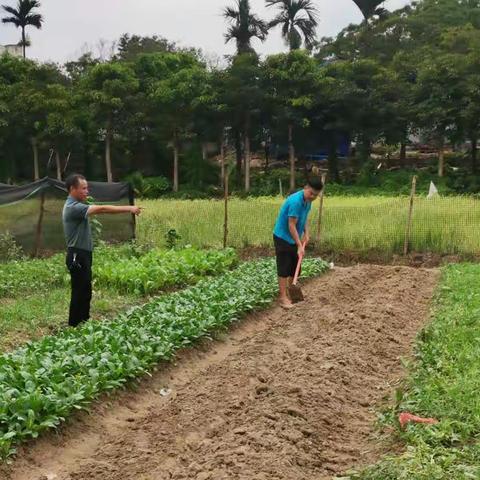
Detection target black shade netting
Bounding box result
[0,177,135,255]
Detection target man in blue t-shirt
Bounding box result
[273,177,323,309]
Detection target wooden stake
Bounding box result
[223,156,229,249]
[33,192,46,257]
[403,175,417,256]
[315,173,327,250]
[220,138,225,190]
[128,182,136,240]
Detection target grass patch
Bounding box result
[137,196,480,255]
[0,289,138,353]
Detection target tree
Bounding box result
[413,24,480,176]
[0,55,34,179]
[448,27,480,173]
[317,4,413,63]
[263,50,319,190]
[116,34,177,61]
[80,63,139,182]
[44,84,79,180]
[6,62,67,180]
[223,53,264,191]
[321,59,400,169]
[266,0,319,51]
[224,0,269,55]
[115,33,206,62]
[1,0,43,59]
[64,53,99,81]
[149,55,209,192]
[192,68,230,186]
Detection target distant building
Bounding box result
[0,44,22,57]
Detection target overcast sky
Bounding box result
[0,0,411,64]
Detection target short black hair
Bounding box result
[306,176,324,192]
[65,174,86,192]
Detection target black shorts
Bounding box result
[273,235,299,278]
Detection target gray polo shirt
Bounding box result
[62,196,93,251]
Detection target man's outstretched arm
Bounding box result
[88,205,142,216]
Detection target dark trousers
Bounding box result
[273,235,300,278]
[66,247,93,327]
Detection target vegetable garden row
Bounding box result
[0,244,238,298]
[0,254,329,458]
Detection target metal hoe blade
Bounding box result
[288,283,304,303]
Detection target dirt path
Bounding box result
[1,265,440,480]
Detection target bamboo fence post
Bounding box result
[403,175,417,256]
[315,173,327,251]
[128,182,136,240]
[223,155,229,249]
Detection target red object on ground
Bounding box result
[399,412,439,429]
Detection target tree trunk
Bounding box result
[438,146,445,177]
[105,120,113,183]
[359,135,371,162]
[288,123,295,192]
[400,141,407,165]
[244,115,251,193]
[235,129,242,180]
[244,133,251,193]
[31,137,39,180]
[220,136,225,189]
[173,131,179,192]
[22,27,26,59]
[327,139,340,183]
[471,137,477,174]
[55,150,62,181]
[202,142,208,161]
[264,138,270,171]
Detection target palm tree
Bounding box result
[266,0,319,51]
[352,0,386,21]
[223,0,269,55]
[2,0,43,59]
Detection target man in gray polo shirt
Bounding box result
[63,174,141,327]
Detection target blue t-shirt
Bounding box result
[273,190,312,245]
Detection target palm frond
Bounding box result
[223,6,239,20]
[2,0,43,27]
[25,12,42,28]
[223,0,268,51]
[1,15,20,27]
[224,25,239,43]
[269,13,288,29]
[265,0,284,6]
[266,0,318,50]
[1,5,19,16]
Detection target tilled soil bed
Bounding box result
[1,265,440,480]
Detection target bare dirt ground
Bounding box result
[0,265,440,480]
